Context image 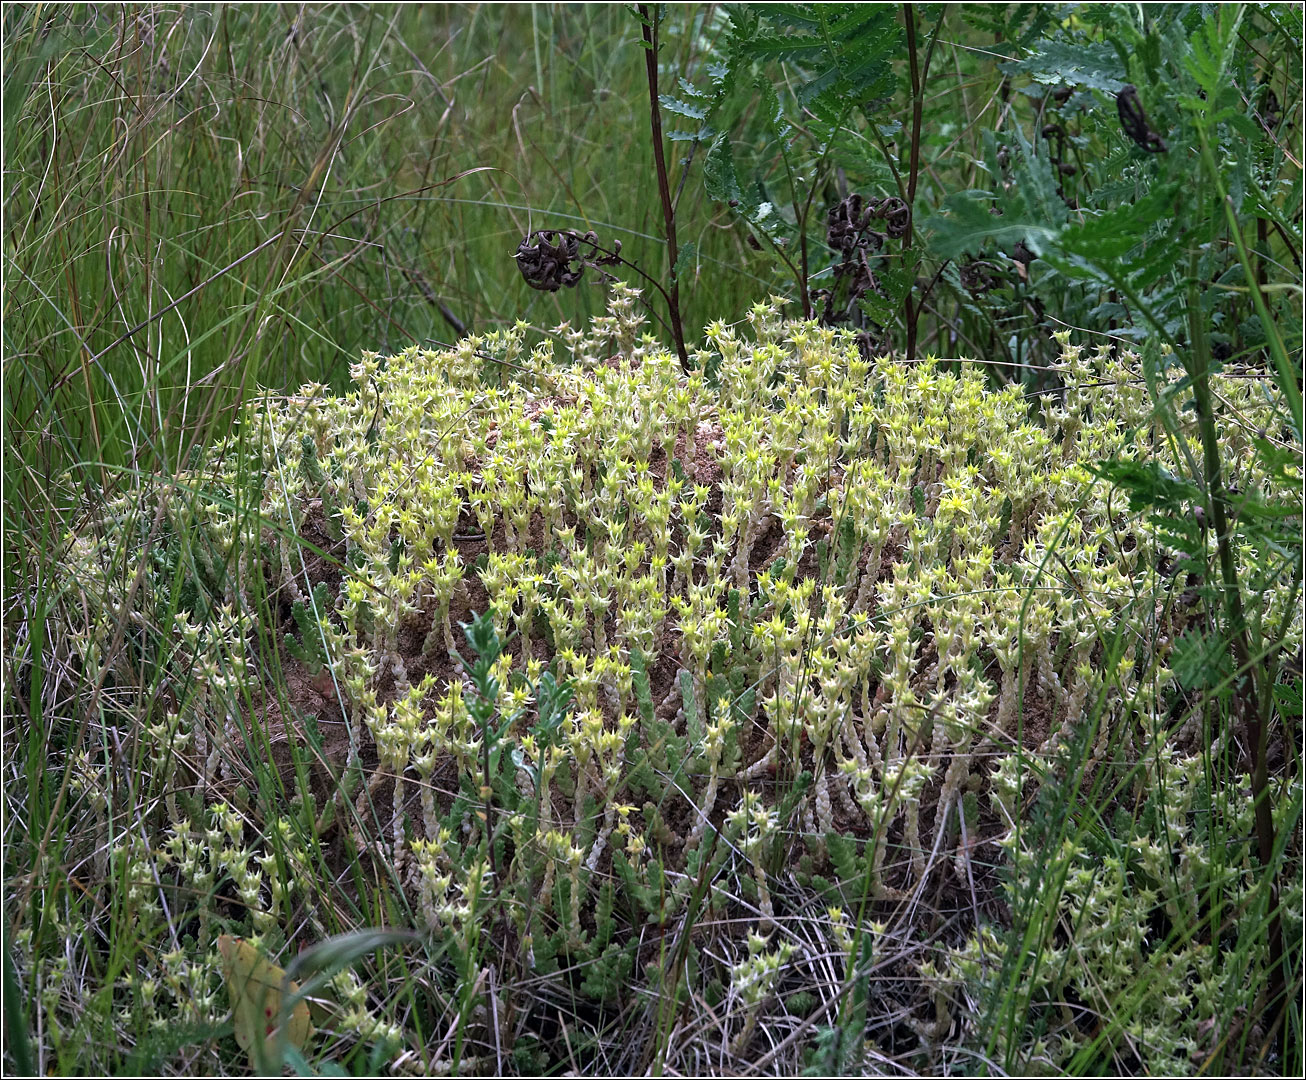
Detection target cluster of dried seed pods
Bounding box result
[1116,84,1168,153]
[514,230,622,292]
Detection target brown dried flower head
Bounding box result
[514,230,621,292]
[1116,84,1168,153]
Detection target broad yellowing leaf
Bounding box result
[217,934,313,1069]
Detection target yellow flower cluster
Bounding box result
[50,285,1298,1065]
[67,288,1298,885]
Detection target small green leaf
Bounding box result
[671,241,698,282]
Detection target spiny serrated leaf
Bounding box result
[922,128,1066,259]
[876,263,914,303]
[962,4,1056,48]
[704,132,745,207]
[671,241,698,282]
[1000,39,1127,94]
[1183,7,1244,103]
[858,292,894,326]
[1171,628,1233,691]
[731,4,900,108]
[758,4,825,32]
[756,77,791,142]
[925,193,1061,260]
[1088,459,1202,515]
[677,76,709,99]
[1057,182,1180,261]
[659,95,709,122]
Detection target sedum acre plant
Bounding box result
[35,284,1300,1074]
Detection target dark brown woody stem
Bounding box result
[639,3,691,373]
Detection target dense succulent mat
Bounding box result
[38,289,1301,1073]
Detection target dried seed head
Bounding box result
[870,196,910,240]
[1116,85,1168,153]
[514,230,621,292]
[817,193,907,356]
[959,259,998,295]
[515,231,584,292]
[826,195,882,255]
